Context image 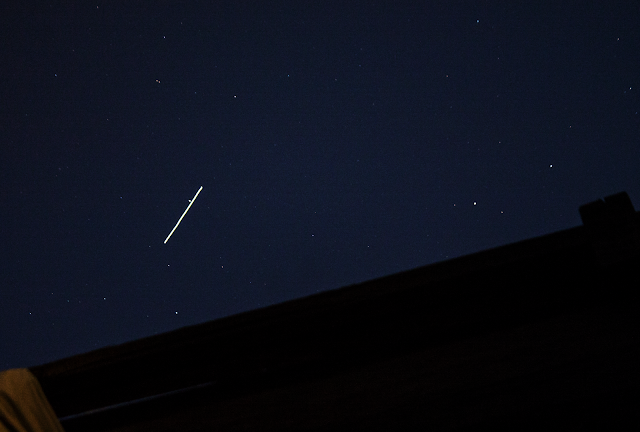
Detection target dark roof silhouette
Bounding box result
[30,191,639,431]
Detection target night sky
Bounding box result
[2,3,639,370]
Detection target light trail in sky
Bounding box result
[164,186,203,244]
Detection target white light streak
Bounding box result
[164,186,203,244]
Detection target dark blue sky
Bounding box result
[2,2,638,369]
